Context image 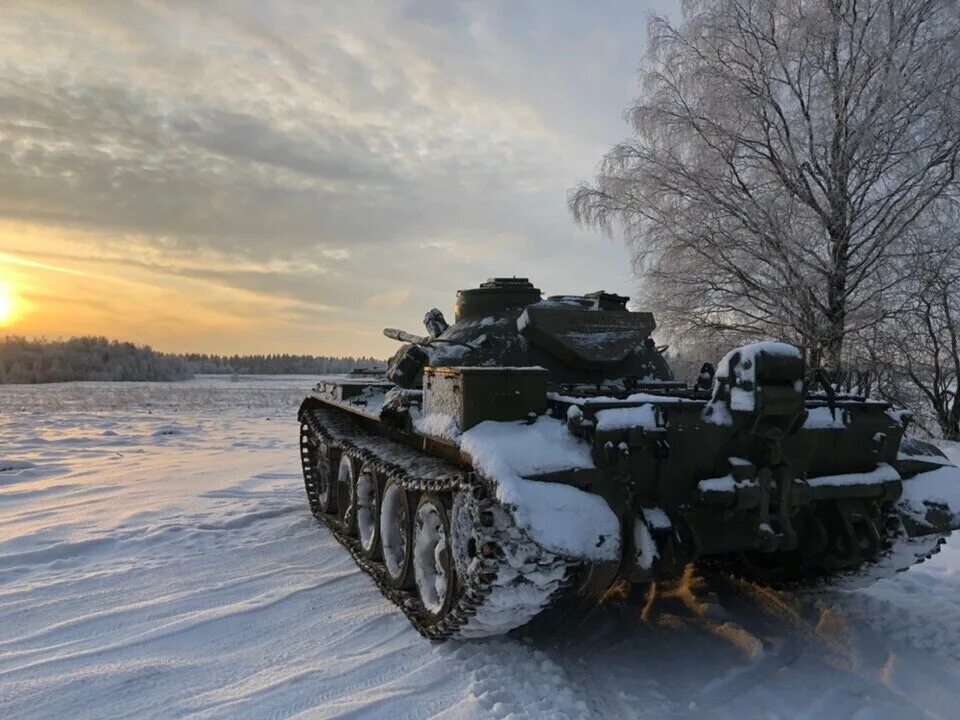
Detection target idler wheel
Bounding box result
[380,478,415,589]
[355,463,382,560]
[300,426,336,516]
[336,454,359,536]
[413,493,456,621]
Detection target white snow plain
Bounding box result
[3,376,960,719]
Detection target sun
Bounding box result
[0,280,19,326]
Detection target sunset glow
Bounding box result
[0,2,653,356]
[0,280,18,326]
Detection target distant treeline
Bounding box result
[0,336,384,384]
[178,352,385,376]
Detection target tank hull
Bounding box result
[298,368,960,637]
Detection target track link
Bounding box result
[705,506,946,593]
[298,401,572,640]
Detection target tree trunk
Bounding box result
[823,33,851,374]
[823,238,849,372]
[946,397,960,442]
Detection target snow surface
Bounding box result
[414,411,462,440]
[806,462,901,488]
[634,519,658,570]
[715,341,802,412]
[698,474,739,493]
[714,342,802,379]
[594,404,662,432]
[642,507,671,530]
[803,406,848,429]
[4,378,960,718]
[899,464,960,525]
[458,418,621,562]
[548,392,689,406]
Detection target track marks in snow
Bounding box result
[0,564,343,655]
[441,641,589,720]
[0,577,343,680]
[0,535,121,570]
[193,504,300,532]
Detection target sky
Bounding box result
[0,0,674,358]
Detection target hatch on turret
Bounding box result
[454,278,542,322]
[517,304,656,370]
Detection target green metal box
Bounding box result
[422,366,548,431]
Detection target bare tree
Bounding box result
[868,208,960,439]
[571,0,960,370]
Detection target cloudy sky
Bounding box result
[0,0,673,357]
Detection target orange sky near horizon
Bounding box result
[0,223,386,358]
[0,2,666,358]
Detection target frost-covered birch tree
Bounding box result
[898,271,960,440]
[866,204,960,439]
[570,0,960,370]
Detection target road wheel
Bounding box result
[380,478,415,588]
[356,463,382,560]
[336,454,358,536]
[413,493,456,621]
[314,438,337,514]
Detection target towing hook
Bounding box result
[754,465,798,553]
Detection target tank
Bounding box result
[298,278,960,639]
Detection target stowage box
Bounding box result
[423,366,548,431]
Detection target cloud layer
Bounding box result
[0,0,670,355]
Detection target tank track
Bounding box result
[298,401,572,640]
[705,506,946,593]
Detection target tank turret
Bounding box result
[384,278,675,389]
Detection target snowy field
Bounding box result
[3,376,960,720]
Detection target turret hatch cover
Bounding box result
[518,306,656,369]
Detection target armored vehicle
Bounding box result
[298,278,960,639]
